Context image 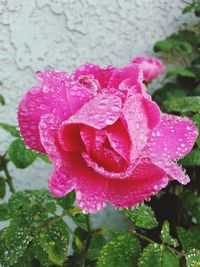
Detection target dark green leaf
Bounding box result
[0,95,5,105]
[179,149,200,166]
[191,114,200,147]
[0,226,31,265]
[0,203,10,221]
[182,4,194,14]
[8,139,37,168]
[154,38,175,52]
[138,243,179,267]
[181,192,200,224]
[56,190,75,210]
[177,42,192,54]
[186,249,200,267]
[30,239,52,266]
[71,213,88,232]
[195,5,200,17]
[87,234,106,260]
[177,226,200,252]
[97,233,141,267]
[160,221,178,247]
[39,217,68,266]
[165,68,195,78]
[123,203,158,229]
[163,96,200,113]
[0,176,6,199]
[0,123,20,137]
[9,252,32,267]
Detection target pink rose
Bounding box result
[18,62,197,213]
[132,56,165,82]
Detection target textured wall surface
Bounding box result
[0,0,188,222]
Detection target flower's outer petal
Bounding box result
[108,64,143,90]
[18,69,96,153]
[74,155,108,213]
[39,113,76,197]
[49,166,75,197]
[122,94,160,161]
[18,70,71,152]
[105,120,131,162]
[151,158,190,185]
[58,93,122,152]
[40,113,108,212]
[107,158,168,208]
[144,114,198,160]
[72,63,114,88]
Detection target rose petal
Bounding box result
[122,94,160,161]
[144,114,198,160]
[75,159,108,213]
[39,113,76,196]
[107,158,168,208]
[108,64,143,90]
[72,63,114,88]
[58,93,122,151]
[18,69,97,153]
[151,158,190,185]
[105,120,131,162]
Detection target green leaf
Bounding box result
[30,239,52,266]
[181,192,200,224]
[182,4,194,14]
[0,226,31,265]
[191,114,200,147]
[163,96,200,113]
[0,123,20,137]
[177,227,200,252]
[123,203,158,229]
[56,190,75,210]
[186,249,200,267]
[0,176,6,199]
[87,234,106,260]
[165,67,195,78]
[138,243,179,267]
[0,95,5,105]
[39,217,68,266]
[8,138,37,168]
[0,203,10,221]
[37,153,52,164]
[10,253,32,267]
[154,38,175,52]
[161,221,178,247]
[97,233,140,267]
[71,213,88,232]
[195,5,200,17]
[177,41,192,54]
[179,149,200,166]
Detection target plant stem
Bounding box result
[2,158,15,193]
[80,214,92,267]
[133,230,185,257]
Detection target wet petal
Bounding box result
[151,158,190,185]
[72,63,114,88]
[18,70,72,153]
[108,64,143,92]
[107,158,168,208]
[105,120,131,162]
[144,114,198,160]
[58,93,122,151]
[122,94,160,161]
[49,166,76,197]
[39,113,76,196]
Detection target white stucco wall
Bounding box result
[0,0,188,197]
